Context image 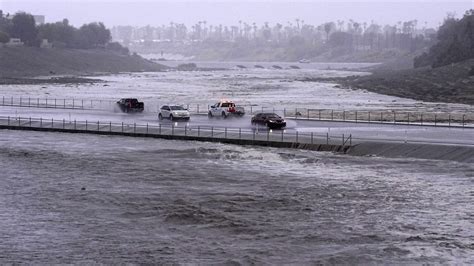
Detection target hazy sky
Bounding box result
[0,0,471,28]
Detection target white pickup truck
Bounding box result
[208,100,245,118]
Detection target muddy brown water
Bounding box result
[0,130,472,264]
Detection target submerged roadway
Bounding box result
[0,105,473,146]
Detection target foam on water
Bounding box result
[0,130,472,264]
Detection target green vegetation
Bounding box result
[0,10,122,50]
[414,10,473,68]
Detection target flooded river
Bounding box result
[0,130,472,264]
[0,65,473,263]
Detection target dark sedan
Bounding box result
[251,113,286,129]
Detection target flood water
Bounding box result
[1,65,473,263]
[0,130,472,264]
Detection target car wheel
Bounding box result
[158,113,163,120]
[208,111,213,118]
[169,114,174,120]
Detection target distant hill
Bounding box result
[415,10,473,68]
[0,47,167,78]
[344,58,474,105]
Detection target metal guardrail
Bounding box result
[1,115,473,147]
[1,96,473,128]
[0,116,353,147]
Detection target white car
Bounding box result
[208,100,245,118]
[158,105,190,121]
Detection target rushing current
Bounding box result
[0,130,472,264]
[1,64,473,263]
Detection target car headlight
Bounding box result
[268,120,275,123]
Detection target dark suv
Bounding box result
[116,98,144,113]
[251,113,286,129]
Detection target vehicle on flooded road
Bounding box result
[159,105,190,121]
[251,113,286,129]
[208,100,245,118]
[116,98,144,113]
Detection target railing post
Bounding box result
[462,114,465,127]
[46,98,48,107]
[225,127,227,138]
[55,99,57,108]
[281,130,284,142]
[40,117,42,128]
[368,111,371,123]
[198,126,200,137]
[434,114,437,126]
[342,134,345,146]
[147,123,149,134]
[319,110,321,120]
[73,99,75,108]
[64,99,66,108]
[250,106,253,114]
[343,110,345,121]
[63,119,65,129]
[121,122,124,132]
[307,109,309,119]
[97,121,100,131]
[29,117,31,127]
[211,127,213,138]
[448,114,451,127]
[407,113,410,125]
[184,125,187,136]
[295,108,298,120]
[296,131,298,143]
[253,129,255,141]
[283,108,286,117]
[266,129,269,141]
[326,132,329,145]
[380,112,383,123]
[311,132,313,144]
[239,128,241,139]
[355,111,358,123]
[37,98,39,107]
[18,117,20,126]
[82,100,84,109]
[20,97,22,106]
[28,97,30,106]
[171,124,174,135]
[159,124,161,134]
[331,110,334,120]
[86,120,88,130]
[134,123,136,134]
[74,119,76,130]
[421,113,423,125]
[110,122,112,132]
[393,111,396,124]
[197,104,199,114]
[7,116,9,126]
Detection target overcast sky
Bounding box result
[0,0,471,28]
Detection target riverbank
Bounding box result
[301,58,474,105]
[0,47,168,80]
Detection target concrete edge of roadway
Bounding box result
[0,125,349,153]
[346,142,474,163]
[2,125,473,163]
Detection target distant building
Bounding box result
[6,38,24,46]
[40,39,52,48]
[33,15,45,25]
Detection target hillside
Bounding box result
[343,59,474,105]
[0,47,167,78]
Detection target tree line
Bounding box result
[414,10,473,68]
[0,11,113,50]
[112,18,438,54]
